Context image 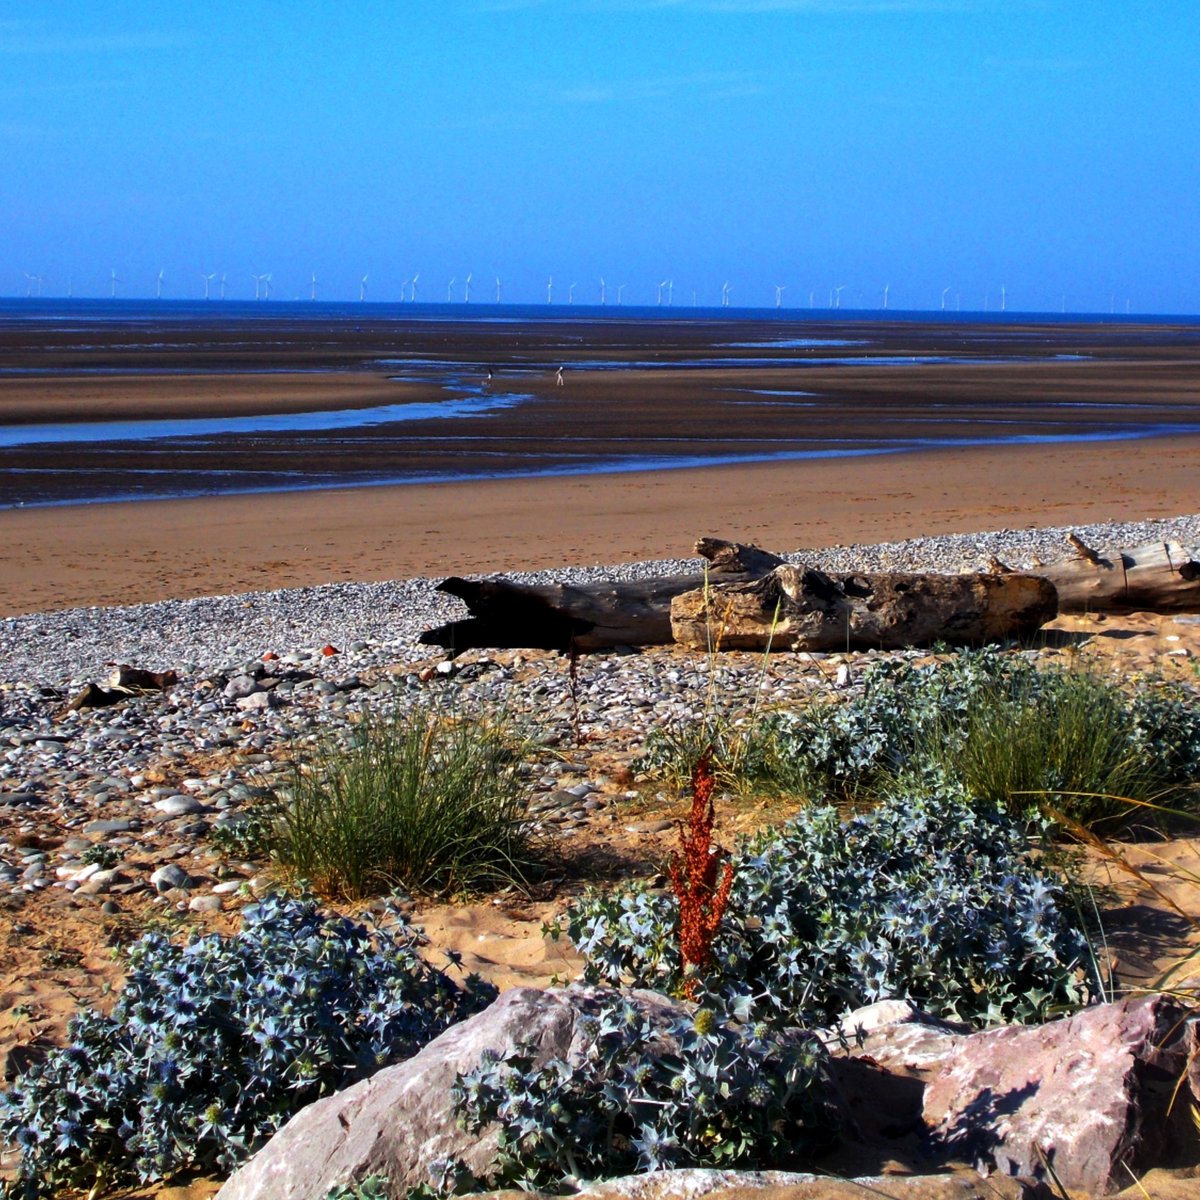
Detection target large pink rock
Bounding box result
[215,985,689,1200]
[922,995,1200,1194]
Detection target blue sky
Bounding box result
[3,1,1197,313]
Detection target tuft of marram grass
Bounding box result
[270,705,540,900]
[907,666,1177,829]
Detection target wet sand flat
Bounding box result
[1,313,1198,613]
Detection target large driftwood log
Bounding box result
[419,533,1198,655]
[671,564,1058,652]
[419,538,783,653]
[1037,538,1200,614]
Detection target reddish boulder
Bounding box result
[922,995,1200,1194]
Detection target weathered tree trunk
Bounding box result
[419,532,1198,656]
[671,564,1058,652]
[419,539,784,653]
[1037,538,1200,614]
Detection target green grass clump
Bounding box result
[269,705,539,899]
[910,667,1170,828]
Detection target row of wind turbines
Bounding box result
[14,270,975,309]
[14,270,1135,314]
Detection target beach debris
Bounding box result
[419,538,780,654]
[422,537,1058,655]
[65,664,178,711]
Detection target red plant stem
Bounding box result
[669,749,735,999]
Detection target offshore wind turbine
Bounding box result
[110,268,122,298]
[721,281,731,307]
[495,277,502,303]
[360,274,369,302]
[156,268,165,300]
[201,272,216,300]
[599,277,606,305]
[616,283,625,305]
[834,285,845,308]
[666,280,674,306]
[410,273,419,302]
[263,274,273,300]
[809,289,815,308]
[656,280,666,306]
[567,281,576,304]
[882,283,890,310]
[22,272,35,298]
[464,273,472,302]
[1000,284,1007,312]
[546,276,553,304]
[310,273,318,301]
[251,272,265,301]
[940,286,951,311]
[774,284,786,308]
[447,277,455,302]
[219,273,227,300]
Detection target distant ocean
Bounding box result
[1,297,1196,325]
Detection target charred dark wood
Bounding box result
[419,538,783,653]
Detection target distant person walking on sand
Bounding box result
[555,366,564,387]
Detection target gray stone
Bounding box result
[75,868,122,896]
[558,1169,1049,1200]
[224,675,260,699]
[83,818,138,835]
[152,794,207,817]
[149,863,192,893]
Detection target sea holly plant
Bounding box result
[567,779,1101,1029]
[669,748,735,999]
[0,896,497,1198]
[449,996,838,1191]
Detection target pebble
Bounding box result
[152,795,208,817]
[150,864,192,893]
[0,515,1195,914]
